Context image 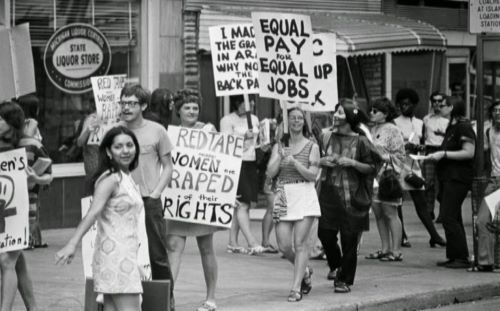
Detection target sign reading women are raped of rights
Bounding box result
[251,12,314,102]
[0,148,29,253]
[209,24,259,96]
[302,33,338,112]
[162,126,244,228]
[87,74,127,145]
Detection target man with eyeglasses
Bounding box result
[423,92,449,221]
[475,100,500,271]
[119,83,176,308]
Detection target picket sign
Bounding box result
[80,196,152,280]
[0,148,29,253]
[162,126,244,228]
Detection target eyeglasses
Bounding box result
[119,100,140,108]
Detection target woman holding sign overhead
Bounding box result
[56,126,144,310]
[165,89,220,311]
[266,107,321,302]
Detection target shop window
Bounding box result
[11,0,141,163]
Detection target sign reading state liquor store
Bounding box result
[44,23,111,94]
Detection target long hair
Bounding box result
[150,88,174,128]
[0,101,25,146]
[338,98,368,136]
[91,126,140,191]
[281,106,310,145]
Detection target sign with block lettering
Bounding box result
[162,126,244,228]
[209,24,259,96]
[0,148,29,253]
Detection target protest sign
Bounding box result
[251,12,314,102]
[0,24,36,101]
[0,148,29,253]
[209,24,259,96]
[88,74,126,145]
[162,126,244,228]
[303,33,337,112]
[81,196,151,280]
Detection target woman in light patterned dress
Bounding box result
[56,126,143,311]
[165,89,220,311]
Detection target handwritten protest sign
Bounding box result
[303,33,337,112]
[81,196,151,280]
[251,12,314,102]
[0,148,29,253]
[209,24,259,96]
[88,74,126,145]
[162,126,244,228]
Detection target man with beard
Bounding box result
[393,89,446,249]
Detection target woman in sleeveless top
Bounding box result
[165,89,219,311]
[56,126,144,311]
[267,107,320,302]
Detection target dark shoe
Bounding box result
[334,281,351,293]
[287,290,302,302]
[401,238,412,248]
[379,252,403,262]
[477,265,494,272]
[327,269,337,281]
[300,267,313,294]
[429,238,446,248]
[437,259,454,267]
[445,259,470,269]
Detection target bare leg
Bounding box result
[165,235,186,281]
[108,294,141,311]
[372,203,390,253]
[16,252,37,311]
[196,234,217,303]
[291,217,314,292]
[261,193,274,246]
[275,221,295,264]
[383,204,402,254]
[103,294,117,311]
[228,210,240,247]
[236,202,260,247]
[0,251,21,311]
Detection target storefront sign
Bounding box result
[470,0,500,33]
[88,74,126,145]
[0,24,36,101]
[161,126,243,228]
[81,196,151,280]
[0,148,29,253]
[251,12,314,102]
[209,23,259,96]
[302,33,337,112]
[44,23,111,94]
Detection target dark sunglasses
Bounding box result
[431,98,444,104]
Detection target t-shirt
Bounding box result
[220,112,259,161]
[121,119,173,197]
[423,113,449,147]
[394,116,423,144]
[437,119,476,185]
[486,125,500,177]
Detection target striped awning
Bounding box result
[197,9,447,57]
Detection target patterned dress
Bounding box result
[93,171,144,294]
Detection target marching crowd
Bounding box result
[1,84,499,311]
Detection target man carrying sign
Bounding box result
[119,83,175,306]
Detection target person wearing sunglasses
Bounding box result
[423,92,449,222]
[427,96,475,269]
[394,89,446,249]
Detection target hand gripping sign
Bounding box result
[161,126,244,228]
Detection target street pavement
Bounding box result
[8,196,500,311]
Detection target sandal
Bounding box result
[226,245,247,254]
[334,281,351,293]
[262,244,279,254]
[365,250,387,259]
[379,252,403,262]
[247,245,265,256]
[287,290,302,302]
[197,301,217,311]
[300,266,313,294]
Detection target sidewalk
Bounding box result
[11,197,500,311]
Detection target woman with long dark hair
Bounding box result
[56,126,144,310]
[427,96,475,269]
[267,107,320,302]
[318,99,381,293]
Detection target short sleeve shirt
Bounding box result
[122,120,173,196]
[220,113,259,161]
[394,116,423,144]
[423,113,449,147]
[437,120,476,185]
